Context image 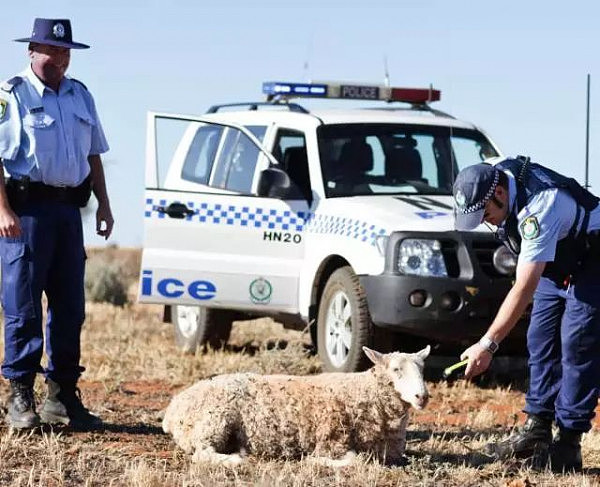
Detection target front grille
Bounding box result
[471,239,504,278]
[441,240,460,277]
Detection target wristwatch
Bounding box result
[479,335,499,354]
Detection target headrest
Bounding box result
[283,146,307,166]
[392,136,417,149]
[339,140,373,173]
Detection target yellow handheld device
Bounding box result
[442,359,469,379]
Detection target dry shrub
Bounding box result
[86,245,141,286]
[85,249,129,306]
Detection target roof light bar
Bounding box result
[262,81,440,104]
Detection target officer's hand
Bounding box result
[0,205,22,238]
[96,204,114,240]
[460,343,492,380]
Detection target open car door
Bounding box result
[138,112,309,314]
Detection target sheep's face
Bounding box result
[363,345,431,410]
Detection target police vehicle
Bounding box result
[139,80,523,372]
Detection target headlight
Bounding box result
[493,245,517,275]
[397,239,448,277]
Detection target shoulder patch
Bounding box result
[70,77,88,91]
[0,98,7,120]
[520,216,540,240]
[0,76,23,93]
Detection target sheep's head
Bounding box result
[363,345,431,410]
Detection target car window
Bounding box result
[211,127,261,194]
[180,125,224,184]
[272,129,306,163]
[245,125,267,142]
[272,129,311,201]
[317,123,498,197]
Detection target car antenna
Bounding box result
[303,35,313,83]
[585,74,591,189]
[383,55,390,87]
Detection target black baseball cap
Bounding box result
[453,163,500,231]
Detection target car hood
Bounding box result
[320,194,488,234]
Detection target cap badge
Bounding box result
[53,23,65,38]
[520,216,540,240]
[454,190,467,209]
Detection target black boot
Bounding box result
[485,415,552,468]
[550,429,582,473]
[39,378,103,431]
[6,376,40,429]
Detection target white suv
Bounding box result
[139,80,522,372]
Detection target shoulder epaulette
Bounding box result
[70,77,88,91]
[0,76,23,93]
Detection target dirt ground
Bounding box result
[0,249,599,486]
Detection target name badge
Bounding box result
[24,112,55,129]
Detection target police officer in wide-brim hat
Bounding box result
[0,18,113,431]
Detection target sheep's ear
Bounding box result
[416,345,431,360]
[363,346,384,365]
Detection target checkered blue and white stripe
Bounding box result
[145,198,388,245]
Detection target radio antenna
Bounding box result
[303,35,313,82]
[383,56,390,87]
[585,74,591,189]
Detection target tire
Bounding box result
[173,305,235,353]
[317,266,372,372]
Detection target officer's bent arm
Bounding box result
[484,260,546,344]
[88,155,110,208]
[88,154,114,239]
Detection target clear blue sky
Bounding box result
[4,0,599,246]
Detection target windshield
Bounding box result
[317,123,499,197]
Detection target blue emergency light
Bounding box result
[262,81,328,98]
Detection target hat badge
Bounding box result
[454,190,467,209]
[53,23,65,38]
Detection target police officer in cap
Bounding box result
[453,156,600,472]
[0,18,113,429]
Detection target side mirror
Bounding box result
[257,167,296,199]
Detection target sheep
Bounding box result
[162,345,430,466]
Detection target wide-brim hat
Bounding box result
[14,18,89,49]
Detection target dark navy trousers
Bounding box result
[524,263,600,432]
[1,200,86,383]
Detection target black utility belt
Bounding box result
[6,176,92,208]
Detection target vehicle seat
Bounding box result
[386,137,424,182]
[282,146,311,200]
[336,139,374,194]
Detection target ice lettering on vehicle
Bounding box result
[141,270,217,300]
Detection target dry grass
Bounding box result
[0,248,599,486]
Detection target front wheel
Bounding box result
[317,266,372,372]
[173,306,235,353]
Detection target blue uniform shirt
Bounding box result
[503,169,600,263]
[0,65,109,186]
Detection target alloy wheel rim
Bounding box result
[324,290,353,367]
[176,306,200,339]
